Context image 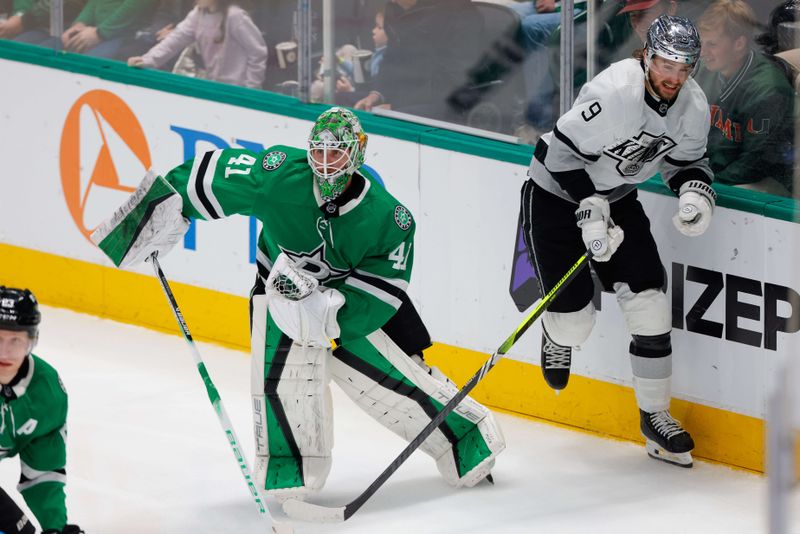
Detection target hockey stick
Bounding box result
[149,253,293,534]
[283,250,593,523]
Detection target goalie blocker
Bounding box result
[90,171,189,268]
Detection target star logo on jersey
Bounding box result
[604,131,677,177]
[262,151,286,171]
[279,243,349,284]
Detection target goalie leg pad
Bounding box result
[90,171,189,268]
[541,300,596,347]
[0,487,35,534]
[331,329,505,487]
[250,284,333,500]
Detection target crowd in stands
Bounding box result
[0,0,797,198]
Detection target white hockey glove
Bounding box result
[266,254,345,347]
[91,171,189,268]
[575,195,624,262]
[673,180,716,237]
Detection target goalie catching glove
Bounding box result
[672,180,715,237]
[575,195,624,262]
[91,171,189,268]
[265,254,345,347]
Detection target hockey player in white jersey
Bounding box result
[520,15,715,467]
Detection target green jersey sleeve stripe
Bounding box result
[345,274,403,310]
[188,150,225,219]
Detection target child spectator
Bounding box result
[128,0,267,89]
[354,0,484,121]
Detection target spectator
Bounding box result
[0,0,84,41]
[370,8,387,76]
[116,0,195,60]
[756,0,800,87]
[0,288,83,534]
[21,0,158,58]
[128,0,267,89]
[317,10,389,107]
[520,0,678,141]
[309,43,359,102]
[510,0,587,140]
[694,0,795,196]
[354,0,483,121]
[757,0,799,55]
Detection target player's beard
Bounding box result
[646,71,682,103]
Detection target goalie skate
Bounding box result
[640,409,694,468]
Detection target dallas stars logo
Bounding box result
[279,243,349,284]
[262,151,286,171]
[394,206,412,231]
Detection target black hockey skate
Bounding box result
[541,327,572,390]
[640,409,695,468]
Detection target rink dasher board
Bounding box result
[0,54,798,472]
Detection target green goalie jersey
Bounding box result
[164,145,416,341]
[0,354,69,531]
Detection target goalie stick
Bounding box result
[283,250,593,523]
[149,253,294,534]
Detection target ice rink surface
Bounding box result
[1,306,797,534]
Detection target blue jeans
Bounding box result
[26,33,126,59]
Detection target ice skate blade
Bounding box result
[645,440,693,468]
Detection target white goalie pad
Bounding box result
[250,291,334,500]
[331,329,505,487]
[265,254,345,348]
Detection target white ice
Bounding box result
[1,306,797,534]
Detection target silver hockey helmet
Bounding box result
[645,15,701,69]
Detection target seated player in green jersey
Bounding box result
[0,287,83,534]
[91,107,505,502]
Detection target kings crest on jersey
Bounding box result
[163,145,415,340]
[530,58,712,202]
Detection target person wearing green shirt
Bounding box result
[694,0,795,196]
[26,0,157,58]
[91,107,505,501]
[0,0,84,40]
[0,287,82,534]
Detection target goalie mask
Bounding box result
[644,15,701,76]
[307,107,368,201]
